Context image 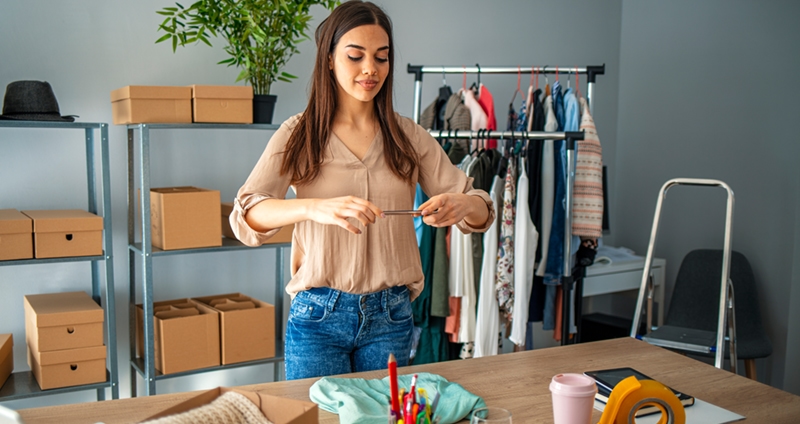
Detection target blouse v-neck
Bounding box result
[331,130,381,164]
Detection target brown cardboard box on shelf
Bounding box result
[110,85,192,125]
[21,210,103,259]
[221,202,294,244]
[136,299,220,374]
[191,85,253,124]
[192,293,275,365]
[144,387,318,424]
[0,209,33,260]
[28,345,106,390]
[0,334,12,389]
[24,291,104,353]
[149,187,222,250]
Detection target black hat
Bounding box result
[0,81,76,122]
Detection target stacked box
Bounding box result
[221,202,293,244]
[110,86,192,125]
[148,187,222,250]
[24,291,106,390]
[191,85,253,124]
[136,299,220,374]
[0,334,12,388]
[22,210,102,259]
[192,293,275,365]
[0,209,33,260]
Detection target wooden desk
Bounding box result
[18,338,800,423]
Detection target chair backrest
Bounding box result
[665,249,765,339]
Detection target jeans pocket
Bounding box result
[386,287,412,324]
[289,297,327,323]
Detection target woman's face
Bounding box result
[329,24,390,105]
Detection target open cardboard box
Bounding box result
[143,387,317,424]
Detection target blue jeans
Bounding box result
[285,285,414,380]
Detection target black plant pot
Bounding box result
[253,94,277,124]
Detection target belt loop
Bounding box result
[327,289,340,312]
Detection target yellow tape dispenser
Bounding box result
[598,376,686,424]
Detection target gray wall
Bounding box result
[0,0,624,408]
[615,0,800,391]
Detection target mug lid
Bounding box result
[549,373,598,397]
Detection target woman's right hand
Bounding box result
[307,196,384,235]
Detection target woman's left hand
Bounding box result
[418,193,484,228]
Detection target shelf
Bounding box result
[130,340,285,381]
[128,238,288,257]
[0,121,105,130]
[0,370,112,401]
[0,253,106,267]
[126,123,280,131]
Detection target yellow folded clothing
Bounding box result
[142,391,274,424]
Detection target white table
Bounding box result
[583,257,666,326]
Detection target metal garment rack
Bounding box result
[0,121,118,402]
[407,64,605,345]
[126,123,288,396]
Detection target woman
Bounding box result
[231,0,494,380]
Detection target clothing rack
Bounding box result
[407,64,605,346]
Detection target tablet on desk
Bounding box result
[584,367,695,417]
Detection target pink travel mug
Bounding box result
[549,373,597,424]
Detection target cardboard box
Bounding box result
[110,85,192,125]
[24,291,104,353]
[192,85,253,124]
[28,345,106,390]
[0,334,12,389]
[21,210,102,259]
[0,209,33,260]
[144,387,318,424]
[192,293,275,364]
[149,187,222,250]
[221,202,294,244]
[136,299,220,374]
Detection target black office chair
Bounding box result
[643,249,772,380]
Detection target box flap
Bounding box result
[151,186,213,195]
[0,209,32,235]
[21,210,103,233]
[110,85,192,102]
[0,334,12,361]
[35,345,106,365]
[24,291,104,327]
[192,85,253,100]
[221,202,234,216]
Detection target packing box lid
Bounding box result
[151,186,216,196]
[192,85,253,100]
[32,345,106,366]
[25,291,104,327]
[0,209,31,235]
[110,86,192,102]
[0,334,11,360]
[146,387,318,424]
[21,210,103,233]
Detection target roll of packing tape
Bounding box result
[598,376,686,424]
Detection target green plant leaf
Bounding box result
[155,33,172,43]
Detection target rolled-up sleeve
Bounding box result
[413,121,495,234]
[230,117,296,246]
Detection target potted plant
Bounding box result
[156,0,339,123]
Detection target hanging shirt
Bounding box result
[474,176,503,357]
[478,84,498,149]
[495,158,516,322]
[509,158,539,346]
[572,97,604,238]
[536,95,557,278]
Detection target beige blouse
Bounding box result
[231,113,494,300]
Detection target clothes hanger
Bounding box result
[544,65,551,98]
[469,63,481,97]
[510,66,525,105]
[438,68,452,104]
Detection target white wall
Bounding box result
[615,0,800,392]
[0,0,623,409]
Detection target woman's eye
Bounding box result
[376,57,389,63]
[347,55,363,62]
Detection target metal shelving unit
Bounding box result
[126,123,288,397]
[0,121,119,401]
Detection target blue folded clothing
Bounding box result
[309,372,486,424]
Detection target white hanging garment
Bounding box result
[509,158,539,346]
[474,176,503,357]
[536,95,557,277]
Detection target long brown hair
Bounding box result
[281,0,417,185]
